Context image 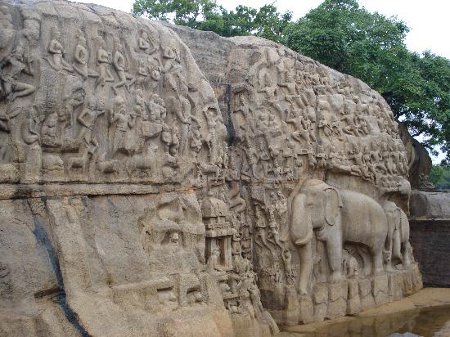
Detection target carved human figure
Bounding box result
[112,38,135,94]
[77,97,104,148]
[21,106,41,182]
[203,104,220,164]
[146,94,166,122]
[45,27,73,72]
[290,179,388,294]
[109,96,136,155]
[190,127,202,155]
[0,39,35,101]
[41,112,61,148]
[96,36,114,87]
[207,248,225,274]
[254,205,269,249]
[138,30,157,55]
[287,114,316,146]
[166,93,195,156]
[72,30,97,79]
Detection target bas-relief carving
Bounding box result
[220,40,420,326]
[0,2,227,185]
[0,1,422,336]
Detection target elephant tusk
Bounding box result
[294,229,313,246]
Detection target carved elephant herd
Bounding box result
[290,179,412,295]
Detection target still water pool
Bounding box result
[279,305,450,337]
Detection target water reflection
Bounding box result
[280,305,450,337]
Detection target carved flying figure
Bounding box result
[137,30,157,55]
[0,39,35,101]
[45,27,73,72]
[112,37,135,94]
[95,35,114,87]
[72,30,98,79]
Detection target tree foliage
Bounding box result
[132,0,292,42]
[430,164,450,189]
[132,0,450,160]
[282,0,450,159]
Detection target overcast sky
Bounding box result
[77,0,450,58]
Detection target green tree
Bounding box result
[132,0,292,43]
[132,0,450,160]
[430,164,450,189]
[282,0,450,159]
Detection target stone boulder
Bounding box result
[0,1,422,336]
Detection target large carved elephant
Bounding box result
[290,179,388,294]
[382,201,412,269]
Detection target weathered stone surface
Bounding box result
[0,1,423,336]
[410,190,450,219]
[398,124,433,190]
[409,190,449,287]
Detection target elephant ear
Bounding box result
[324,187,343,226]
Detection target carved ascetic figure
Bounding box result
[382,200,412,270]
[290,179,388,294]
[109,95,136,155]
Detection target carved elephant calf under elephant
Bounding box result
[290,179,411,295]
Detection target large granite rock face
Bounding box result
[0,1,421,336]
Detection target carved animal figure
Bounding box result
[126,153,155,177]
[382,200,412,269]
[290,179,388,294]
[97,153,119,174]
[67,147,94,175]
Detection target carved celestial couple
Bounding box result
[290,179,412,295]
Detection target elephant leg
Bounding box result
[361,251,372,275]
[326,239,343,282]
[372,248,384,275]
[297,240,313,295]
[392,229,402,261]
[402,242,412,268]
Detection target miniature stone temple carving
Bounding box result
[0,1,421,337]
